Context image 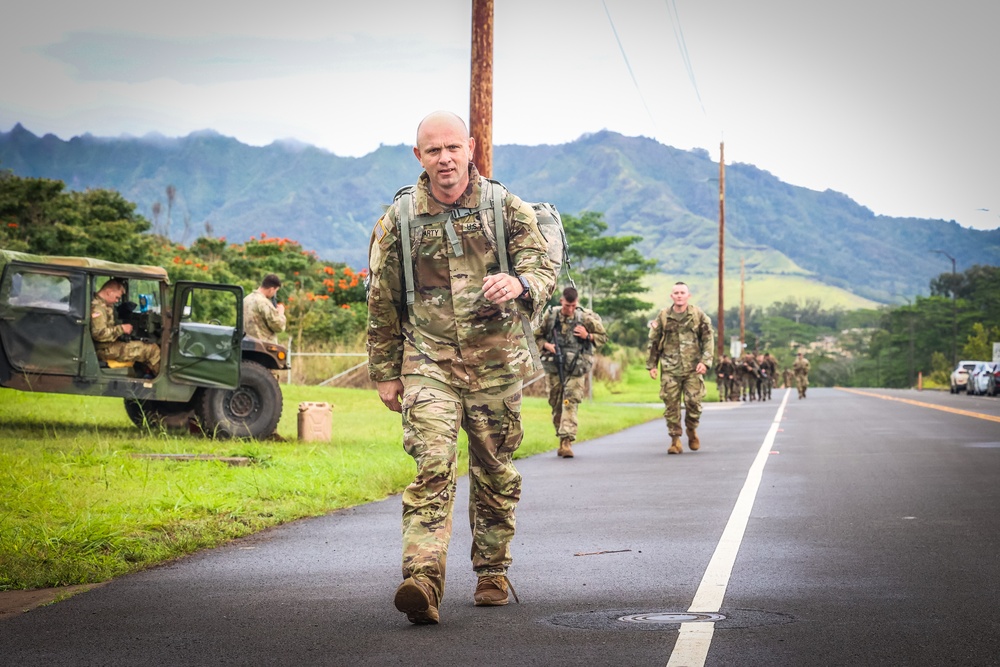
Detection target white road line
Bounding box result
[666,388,792,667]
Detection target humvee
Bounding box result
[0,249,288,438]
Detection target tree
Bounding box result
[561,210,655,322]
[962,322,1000,361]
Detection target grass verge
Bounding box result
[0,383,662,591]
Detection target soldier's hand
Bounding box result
[649,368,658,380]
[122,324,134,335]
[482,273,521,304]
[377,379,404,413]
[542,342,556,354]
[276,303,285,315]
[695,362,707,375]
[573,324,590,340]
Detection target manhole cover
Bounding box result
[620,612,726,624]
[544,608,795,632]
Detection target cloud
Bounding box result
[42,31,464,85]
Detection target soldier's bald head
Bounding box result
[416,111,469,147]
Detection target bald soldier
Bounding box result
[646,282,715,454]
[367,111,555,625]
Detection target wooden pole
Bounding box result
[740,257,745,351]
[717,141,725,360]
[470,0,494,178]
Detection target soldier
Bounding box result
[646,282,715,454]
[243,274,286,344]
[793,351,811,398]
[367,111,555,625]
[738,351,759,401]
[716,354,736,402]
[90,278,160,377]
[760,352,777,400]
[783,366,795,389]
[535,286,607,459]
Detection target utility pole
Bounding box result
[932,249,958,366]
[717,141,725,361]
[470,0,494,178]
[739,257,745,351]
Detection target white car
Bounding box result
[967,361,999,396]
[950,360,979,393]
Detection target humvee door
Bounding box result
[0,263,88,376]
[168,282,243,389]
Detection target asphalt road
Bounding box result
[2,387,999,667]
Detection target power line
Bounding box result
[601,0,658,132]
[665,0,706,115]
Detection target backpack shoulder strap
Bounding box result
[486,179,510,275]
[395,186,417,316]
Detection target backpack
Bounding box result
[392,179,573,318]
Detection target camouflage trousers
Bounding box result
[399,377,523,604]
[796,375,809,398]
[96,340,160,374]
[547,372,587,442]
[659,372,706,437]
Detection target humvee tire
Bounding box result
[124,398,196,432]
[196,360,282,439]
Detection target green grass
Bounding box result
[0,382,662,591]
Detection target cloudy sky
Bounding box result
[2,0,997,232]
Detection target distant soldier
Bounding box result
[760,352,777,400]
[783,367,795,389]
[243,274,286,344]
[716,354,736,402]
[793,352,811,399]
[738,351,759,402]
[91,278,160,377]
[646,282,715,454]
[536,286,607,459]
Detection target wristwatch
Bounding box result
[517,275,530,299]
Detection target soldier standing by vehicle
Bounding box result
[243,274,286,344]
[91,278,160,376]
[646,282,715,454]
[716,354,736,402]
[535,286,607,459]
[367,111,555,625]
[793,351,811,398]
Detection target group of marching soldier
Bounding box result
[715,350,811,402]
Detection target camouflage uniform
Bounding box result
[90,296,160,374]
[645,304,715,438]
[783,368,795,389]
[535,304,607,444]
[716,356,736,401]
[739,353,759,401]
[367,165,555,605]
[243,290,286,344]
[760,354,777,400]
[793,355,811,398]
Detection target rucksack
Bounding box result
[393,179,573,318]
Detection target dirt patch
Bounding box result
[0,583,105,621]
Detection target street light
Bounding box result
[932,249,958,366]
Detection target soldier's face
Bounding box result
[414,117,475,201]
[559,297,578,317]
[670,285,690,309]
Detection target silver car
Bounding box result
[967,361,998,396]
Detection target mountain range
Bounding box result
[2,122,998,305]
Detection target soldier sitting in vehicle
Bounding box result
[91,278,161,377]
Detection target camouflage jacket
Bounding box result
[535,304,607,377]
[90,296,124,349]
[366,165,556,391]
[243,290,286,344]
[793,357,811,377]
[645,303,715,376]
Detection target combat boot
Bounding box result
[668,436,683,454]
[394,577,439,625]
[686,428,700,451]
[557,438,574,458]
[474,575,519,606]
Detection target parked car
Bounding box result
[967,361,999,396]
[0,250,289,438]
[950,360,979,393]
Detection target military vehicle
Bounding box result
[0,250,288,438]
